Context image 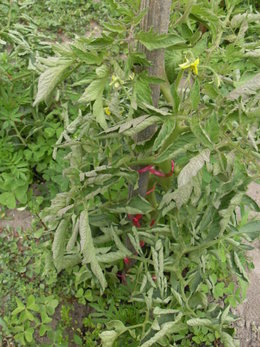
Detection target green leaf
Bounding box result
[171,288,183,306]
[16,297,25,306]
[245,49,260,58]
[100,330,118,347]
[136,31,185,50]
[76,288,84,297]
[106,320,127,334]
[74,334,83,346]
[24,309,35,321]
[26,295,35,307]
[221,305,231,324]
[62,254,81,269]
[241,194,260,213]
[24,327,34,343]
[187,318,212,327]
[66,219,79,251]
[154,133,196,163]
[153,307,179,315]
[48,298,59,310]
[84,290,93,302]
[12,306,25,316]
[123,116,160,137]
[135,76,152,104]
[12,297,25,316]
[33,59,73,106]
[103,22,126,33]
[97,251,127,263]
[110,226,132,256]
[231,13,260,28]
[0,192,16,209]
[71,46,103,65]
[178,149,210,187]
[86,34,114,49]
[153,119,175,152]
[132,8,147,25]
[205,113,220,143]
[105,115,149,133]
[221,331,236,347]
[96,64,110,78]
[190,118,213,148]
[78,77,107,103]
[93,96,107,129]
[140,102,169,116]
[128,196,154,214]
[39,325,49,337]
[227,73,260,100]
[80,210,107,292]
[14,332,25,345]
[162,184,194,210]
[233,252,248,281]
[213,282,225,299]
[52,219,69,273]
[0,317,9,332]
[190,79,200,109]
[109,196,153,215]
[41,311,52,324]
[191,5,220,41]
[238,220,260,240]
[140,314,182,347]
[14,185,28,204]
[219,193,243,233]
[79,210,93,262]
[27,295,39,312]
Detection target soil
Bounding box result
[0,210,91,347]
[0,208,32,230]
[34,301,91,346]
[0,182,260,346]
[235,183,260,347]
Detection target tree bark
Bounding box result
[126,0,172,266]
[139,0,172,106]
[136,0,172,195]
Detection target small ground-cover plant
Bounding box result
[33,0,260,346]
[0,225,58,345]
[0,0,116,209]
[0,223,95,346]
[0,45,70,208]
[0,1,81,207]
[0,222,145,346]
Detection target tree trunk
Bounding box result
[126,0,172,265]
[139,0,172,106]
[136,0,172,195]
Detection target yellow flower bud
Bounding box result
[179,57,199,75]
[104,107,111,116]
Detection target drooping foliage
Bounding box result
[33,0,260,345]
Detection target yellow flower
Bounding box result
[179,57,200,75]
[104,107,111,116]
[109,75,117,86]
[109,75,121,88]
[129,72,135,80]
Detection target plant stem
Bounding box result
[13,123,27,146]
[205,5,234,64]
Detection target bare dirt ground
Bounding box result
[235,183,260,347]
[0,209,32,230]
[1,183,260,346]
